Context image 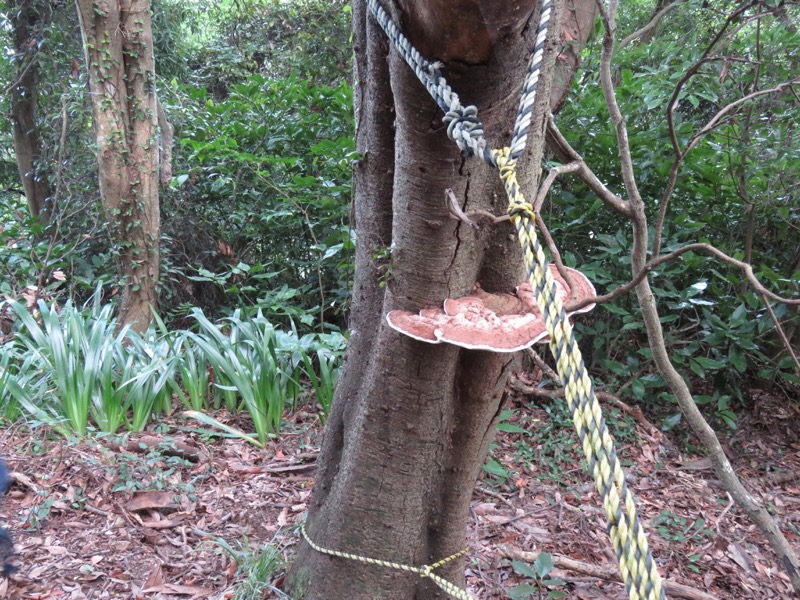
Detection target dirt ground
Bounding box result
[1,384,799,599]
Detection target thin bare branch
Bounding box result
[449,181,578,295]
[568,242,800,312]
[654,77,799,258]
[760,292,800,377]
[665,1,759,158]
[445,188,479,228]
[687,78,800,154]
[445,188,508,228]
[720,10,784,49]
[546,116,633,217]
[534,213,575,295]
[499,546,717,600]
[652,157,680,258]
[511,377,664,442]
[598,0,644,207]
[2,54,36,96]
[533,161,581,212]
[619,0,686,49]
[525,347,558,381]
[653,7,789,257]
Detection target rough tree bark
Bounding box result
[75,0,160,333]
[286,1,594,598]
[9,0,53,222]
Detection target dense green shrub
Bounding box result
[548,0,799,425]
[161,75,355,329]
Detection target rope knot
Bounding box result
[427,61,445,79]
[508,200,535,220]
[442,105,485,157]
[492,147,513,170]
[420,564,434,579]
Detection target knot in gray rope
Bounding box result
[442,105,486,157]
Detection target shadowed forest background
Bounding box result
[0,0,798,598]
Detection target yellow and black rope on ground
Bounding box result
[301,525,474,600]
[302,2,667,599]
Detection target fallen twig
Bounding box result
[115,435,202,463]
[500,546,718,599]
[510,376,666,443]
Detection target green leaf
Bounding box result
[534,552,554,578]
[729,303,748,327]
[718,410,737,430]
[621,69,633,86]
[183,410,264,448]
[506,584,537,600]
[511,560,539,579]
[728,346,747,373]
[689,359,705,377]
[498,408,516,422]
[694,356,726,370]
[483,458,510,478]
[603,303,630,316]
[497,422,528,434]
[661,413,682,431]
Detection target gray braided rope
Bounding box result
[366,0,494,163]
[367,0,554,167]
[509,0,553,161]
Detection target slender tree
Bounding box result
[75,0,160,332]
[287,1,595,597]
[8,0,53,222]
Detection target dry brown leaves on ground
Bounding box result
[0,392,798,599]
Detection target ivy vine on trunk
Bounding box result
[75,0,160,333]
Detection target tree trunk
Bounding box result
[9,0,53,222]
[75,0,160,333]
[286,1,563,598]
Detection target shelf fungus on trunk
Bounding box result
[386,265,596,352]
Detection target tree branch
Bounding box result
[619,0,686,49]
[533,161,581,212]
[597,0,644,207]
[511,377,664,442]
[525,347,559,381]
[445,187,507,228]
[665,1,759,158]
[546,115,632,217]
[595,3,800,591]
[759,291,800,377]
[534,213,575,295]
[686,78,800,155]
[567,241,800,312]
[2,54,36,97]
[653,19,794,257]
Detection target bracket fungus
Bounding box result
[386,265,596,352]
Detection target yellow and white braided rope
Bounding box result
[302,525,474,599]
